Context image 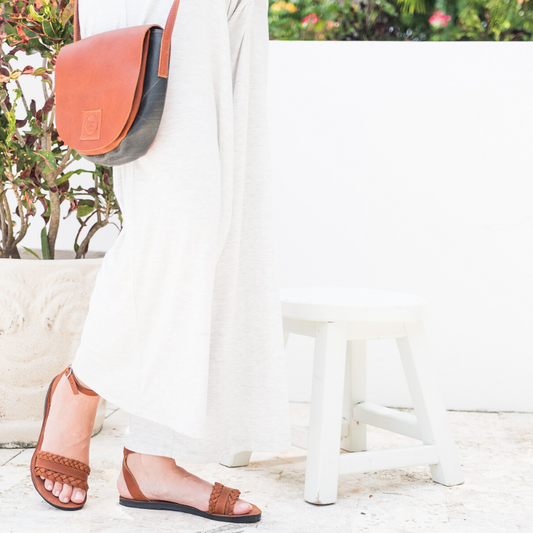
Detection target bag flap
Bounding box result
[55,25,158,154]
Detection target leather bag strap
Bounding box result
[72,0,180,78]
[73,0,81,42]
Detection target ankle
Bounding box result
[128,452,176,479]
[71,373,91,391]
[66,367,98,397]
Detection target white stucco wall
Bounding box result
[17,42,533,412]
[270,42,533,412]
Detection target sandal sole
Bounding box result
[119,496,262,523]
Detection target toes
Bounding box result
[59,483,73,504]
[234,499,253,515]
[53,481,63,497]
[44,479,54,491]
[71,488,86,503]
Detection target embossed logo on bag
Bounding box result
[80,110,102,141]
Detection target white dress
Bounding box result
[71,0,292,463]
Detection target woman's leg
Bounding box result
[38,369,100,504]
[37,0,285,514]
[39,377,252,514]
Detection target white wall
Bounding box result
[18,42,533,412]
[270,42,533,412]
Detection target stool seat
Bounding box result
[281,287,427,323]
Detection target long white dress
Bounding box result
[71,0,292,463]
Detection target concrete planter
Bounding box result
[0,250,106,447]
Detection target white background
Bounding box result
[18,42,533,412]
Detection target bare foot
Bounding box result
[117,453,254,515]
[39,372,100,504]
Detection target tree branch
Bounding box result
[15,79,29,114]
[0,183,8,255]
[62,157,76,172]
[74,208,98,245]
[50,146,73,179]
[43,113,51,152]
[75,220,106,259]
[12,198,29,248]
[41,58,49,102]
[5,171,29,250]
[2,194,14,257]
[95,172,101,225]
[46,107,55,133]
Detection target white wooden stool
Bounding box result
[221,287,464,504]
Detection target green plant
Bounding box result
[268,0,432,41]
[0,0,121,260]
[267,0,533,41]
[325,0,430,40]
[434,0,533,40]
[268,0,342,40]
[327,0,403,40]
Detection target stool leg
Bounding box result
[284,331,290,347]
[397,321,464,486]
[220,451,252,468]
[341,340,367,452]
[305,321,347,505]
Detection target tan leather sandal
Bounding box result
[119,448,262,523]
[30,366,98,511]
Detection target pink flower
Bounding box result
[429,10,451,28]
[302,12,319,25]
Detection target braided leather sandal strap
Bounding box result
[208,481,241,515]
[224,487,241,515]
[208,482,224,514]
[34,451,90,492]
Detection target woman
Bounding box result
[30,0,291,524]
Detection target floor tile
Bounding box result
[1,405,532,532]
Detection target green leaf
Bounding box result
[35,149,57,170]
[32,67,48,76]
[28,5,45,22]
[42,20,59,40]
[62,3,75,26]
[41,226,51,260]
[56,168,83,185]
[397,0,426,14]
[26,125,42,135]
[22,246,41,259]
[76,204,95,217]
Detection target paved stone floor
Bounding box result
[1,404,532,533]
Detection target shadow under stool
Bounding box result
[220,287,465,504]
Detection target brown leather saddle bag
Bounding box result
[55,0,180,166]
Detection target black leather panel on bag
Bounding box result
[83,29,169,167]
